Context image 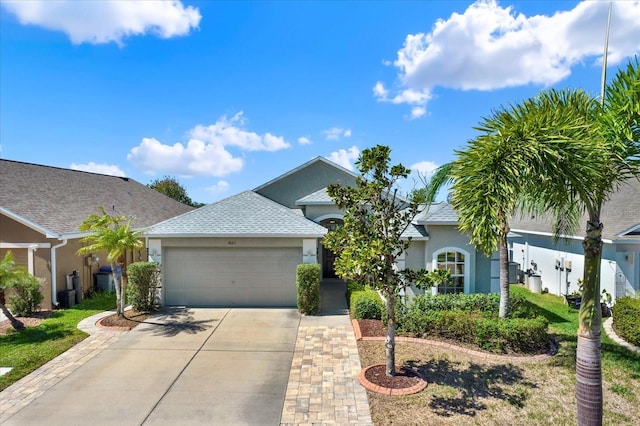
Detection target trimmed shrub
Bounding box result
[126,262,161,312]
[612,297,640,346]
[8,274,43,316]
[351,291,385,320]
[297,264,320,315]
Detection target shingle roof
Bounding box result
[145,190,328,238]
[510,178,640,241]
[296,187,333,205]
[0,159,193,237]
[415,203,459,224]
[402,224,429,240]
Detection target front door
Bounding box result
[320,218,343,279]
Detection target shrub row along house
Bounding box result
[2,157,637,310]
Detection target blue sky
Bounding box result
[1,1,639,204]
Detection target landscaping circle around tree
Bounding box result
[356,319,428,395]
[96,309,150,330]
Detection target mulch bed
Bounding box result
[98,310,151,329]
[355,318,428,394]
[0,310,54,335]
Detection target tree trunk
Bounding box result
[111,262,123,317]
[385,291,396,376]
[498,232,510,319]
[577,219,603,426]
[0,295,25,331]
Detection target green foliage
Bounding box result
[351,291,384,320]
[296,264,320,315]
[147,175,203,207]
[407,292,501,314]
[0,292,116,391]
[612,297,640,346]
[8,274,43,316]
[126,262,160,312]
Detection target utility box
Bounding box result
[58,289,76,309]
[529,275,542,294]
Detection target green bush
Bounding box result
[297,264,320,315]
[126,262,160,312]
[351,291,385,319]
[8,274,43,316]
[612,297,640,346]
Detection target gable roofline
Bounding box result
[619,223,640,237]
[0,206,59,239]
[253,156,358,192]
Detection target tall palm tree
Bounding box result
[77,207,144,317]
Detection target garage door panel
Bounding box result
[164,247,301,307]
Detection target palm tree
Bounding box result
[0,252,26,331]
[77,207,144,317]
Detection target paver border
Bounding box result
[358,363,428,396]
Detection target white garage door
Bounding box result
[163,247,301,307]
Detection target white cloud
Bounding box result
[70,162,126,177]
[298,136,312,145]
[1,0,201,45]
[410,161,439,178]
[127,112,290,177]
[205,180,230,196]
[409,106,427,120]
[323,127,352,141]
[327,146,360,171]
[376,0,640,117]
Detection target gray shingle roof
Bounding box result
[295,187,333,205]
[510,178,640,241]
[415,203,459,224]
[402,224,429,240]
[145,190,328,238]
[0,159,193,237]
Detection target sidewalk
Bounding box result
[280,279,373,426]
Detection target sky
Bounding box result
[1,0,639,204]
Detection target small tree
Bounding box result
[0,252,26,331]
[323,145,426,376]
[77,207,143,316]
[148,176,203,207]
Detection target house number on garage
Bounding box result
[228,241,237,245]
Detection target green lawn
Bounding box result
[0,292,116,391]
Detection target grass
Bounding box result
[0,292,116,391]
[360,285,640,425]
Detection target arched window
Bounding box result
[433,248,469,294]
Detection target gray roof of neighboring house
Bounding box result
[145,190,328,238]
[0,159,193,238]
[415,203,459,225]
[510,178,640,241]
[402,224,429,240]
[296,187,333,205]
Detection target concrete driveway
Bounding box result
[5,308,300,426]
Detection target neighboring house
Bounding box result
[0,159,194,310]
[508,178,640,300]
[144,157,494,307]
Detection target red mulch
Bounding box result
[364,364,424,389]
[357,318,387,337]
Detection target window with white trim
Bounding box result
[435,250,465,294]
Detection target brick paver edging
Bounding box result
[357,364,428,395]
[352,319,552,363]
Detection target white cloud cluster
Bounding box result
[376,0,640,117]
[1,0,201,45]
[127,112,291,177]
[297,136,312,145]
[323,127,352,141]
[327,146,360,171]
[70,162,126,177]
[205,180,230,196]
[410,160,439,179]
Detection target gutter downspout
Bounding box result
[51,239,68,307]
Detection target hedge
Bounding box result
[612,297,640,347]
[346,281,384,320]
[297,264,320,315]
[405,292,527,318]
[126,262,161,312]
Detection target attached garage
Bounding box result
[163,246,301,307]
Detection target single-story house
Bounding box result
[0,159,194,309]
[144,157,494,307]
[508,178,640,300]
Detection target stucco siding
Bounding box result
[304,205,344,222]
